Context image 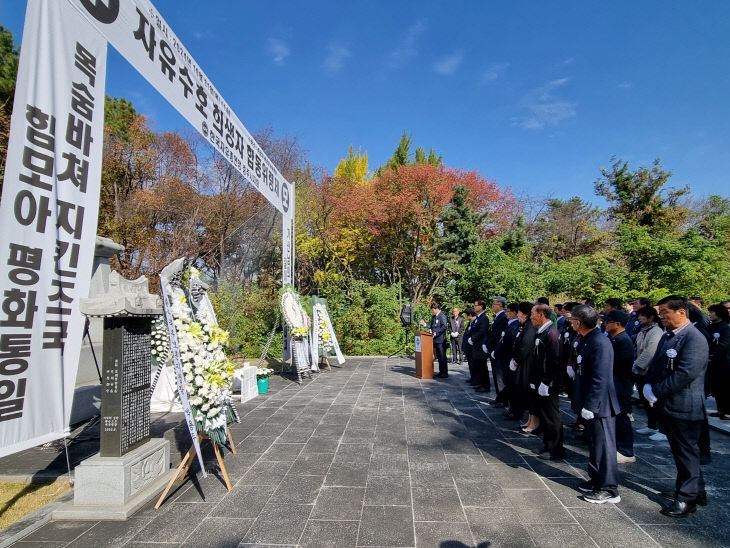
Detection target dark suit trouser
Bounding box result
[450,337,462,363]
[492,357,509,402]
[538,391,564,456]
[616,411,634,457]
[586,416,618,495]
[472,357,490,389]
[434,341,448,375]
[698,413,711,458]
[661,414,705,501]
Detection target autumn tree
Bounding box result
[0,26,20,195]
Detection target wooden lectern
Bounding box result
[414,331,434,379]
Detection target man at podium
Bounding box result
[421,302,449,378]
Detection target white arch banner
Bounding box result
[0,0,293,457]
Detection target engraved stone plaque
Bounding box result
[100,317,152,457]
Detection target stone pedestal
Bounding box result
[53,438,174,520]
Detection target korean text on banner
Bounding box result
[68,0,293,223]
[0,0,107,457]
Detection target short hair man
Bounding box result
[468,299,491,391]
[644,296,709,517]
[604,310,636,464]
[428,303,449,378]
[571,304,621,504]
[462,308,476,382]
[530,303,564,460]
[486,297,509,405]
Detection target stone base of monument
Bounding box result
[53,438,173,521]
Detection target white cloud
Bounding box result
[617,82,633,89]
[324,44,351,73]
[386,19,427,69]
[479,62,509,85]
[267,38,290,65]
[562,57,575,66]
[433,53,463,75]
[513,78,576,130]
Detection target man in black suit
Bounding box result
[572,304,622,504]
[644,295,710,518]
[496,302,521,418]
[423,302,449,378]
[462,308,476,382]
[604,309,636,464]
[531,303,564,460]
[469,299,491,392]
[487,296,509,406]
[449,307,465,364]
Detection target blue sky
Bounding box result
[3,1,729,205]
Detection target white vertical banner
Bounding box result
[282,211,293,361]
[0,0,107,457]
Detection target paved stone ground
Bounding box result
[10,357,730,547]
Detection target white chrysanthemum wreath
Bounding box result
[168,273,235,446]
[281,286,309,340]
[313,303,334,352]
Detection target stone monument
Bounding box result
[54,272,174,520]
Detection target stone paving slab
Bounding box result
[6,356,730,547]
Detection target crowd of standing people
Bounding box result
[424,295,730,518]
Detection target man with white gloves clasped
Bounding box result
[571,304,622,504]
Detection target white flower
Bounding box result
[195,375,205,386]
[666,348,678,359]
[577,355,583,364]
[713,332,720,339]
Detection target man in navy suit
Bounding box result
[487,296,509,406]
[531,303,564,460]
[423,302,449,378]
[469,299,491,392]
[644,295,710,518]
[496,302,521,418]
[572,304,621,504]
[462,308,476,382]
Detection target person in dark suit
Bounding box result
[469,299,491,392]
[644,295,710,518]
[511,301,537,428]
[497,302,521,419]
[604,309,636,464]
[707,304,730,419]
[421,302,449,378]
[487,296,509,406]
[572,304,622,504]
[531,303,564,460]
[449,307,465,364]
[462,308,476,383]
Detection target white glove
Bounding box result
[482,344,488,353]
[491,351,496,359]
[566,366,575,379]
[509,360,517,371]
[642,383,658,406]
[529,383,536,389]
[581,408,595,420]
[468,337,473,345]
[538,382,549,397]
[451,332,458,337]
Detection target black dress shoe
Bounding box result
[538,452,564,461]
[492,402,505,408]
[662,499,697,518]
[435,373,449,379]
[660,490,707,506]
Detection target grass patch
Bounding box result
[0,479,72,531]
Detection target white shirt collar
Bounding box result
[537,320,552,334]
[508,318,519,325]
[494,310,505,318]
